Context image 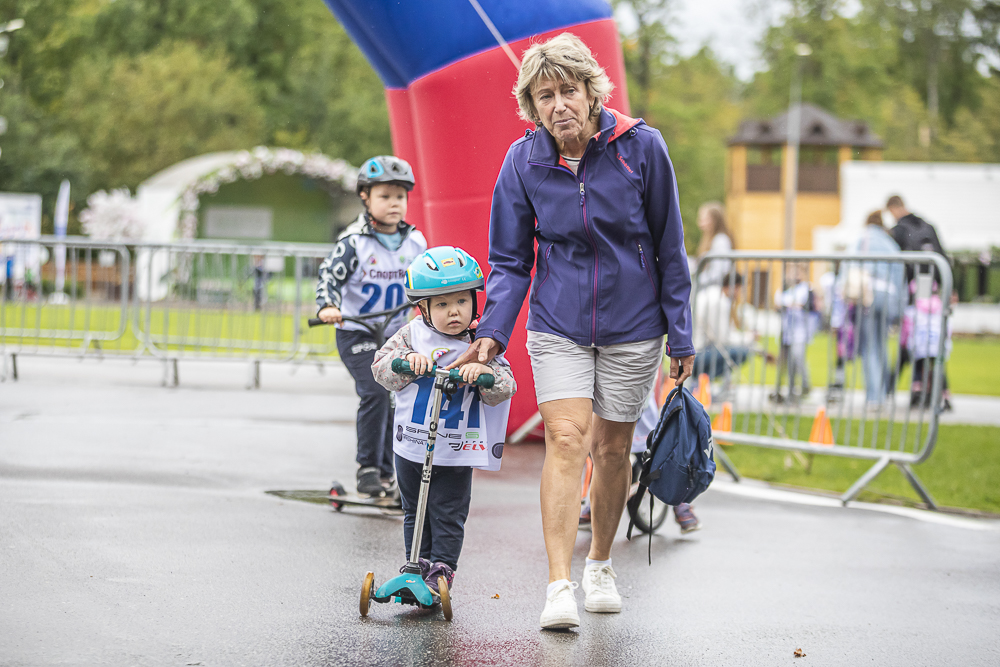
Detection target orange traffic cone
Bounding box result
[657,375,677,407]
[712,401,733,445]
[808,406,835,446]
[695,373,712,408]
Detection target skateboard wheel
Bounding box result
[329,482,346,512]
[438,576,452,621]
[360,571,375,616]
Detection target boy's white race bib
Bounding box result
[393,320,510,470]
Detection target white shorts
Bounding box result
[525,331,664,422]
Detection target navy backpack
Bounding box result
[627,385,716,561]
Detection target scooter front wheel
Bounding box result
[438,577,452,621]
[360,571,375,616]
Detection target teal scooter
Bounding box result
[359,358,494,621]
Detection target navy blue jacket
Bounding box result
[476,107,694,356]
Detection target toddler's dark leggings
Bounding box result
[395,453,473,570]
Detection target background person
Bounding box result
[693,273,752,396]
[693,201,735,287]
[771,263,819,403]
[315,156,427,497]
[852,210,903,409]
[886,195,953,409]
[449,33,695,631]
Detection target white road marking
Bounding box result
[708,478,999,531]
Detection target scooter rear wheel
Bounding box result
[438,576,452,621]
[359,571,375,616]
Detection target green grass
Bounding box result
[722,423,1000,514]
[1,302,339,357]
[721,332,1000,397]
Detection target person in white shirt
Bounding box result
[693,202,735,288]
[693,273,753,388]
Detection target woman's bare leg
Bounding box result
[587,415,635,561]
[538,398,593,583]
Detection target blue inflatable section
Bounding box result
[322,0,613,88]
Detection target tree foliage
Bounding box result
[0,0,998,236]
[615,0,1000,251]
[0,0,391,217]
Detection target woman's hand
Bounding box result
[406,353,433,376]
[670,355,696,386]
[458,363,493,385]
[318,306,343,324]
[446,337,501,369]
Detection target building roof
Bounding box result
[728,103,883,148]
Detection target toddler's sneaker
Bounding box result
[424,561,455,596]
[674,503,701,534]
[582,563,621,613]
[356,466,384,497]
[539,580,580,629]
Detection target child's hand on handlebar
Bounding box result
[406,353,433,376]
[318,306,343,324]
[458,362,493,385]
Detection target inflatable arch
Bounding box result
[322,0,630,434]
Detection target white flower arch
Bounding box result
[176,147,358,240]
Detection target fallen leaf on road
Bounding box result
[492,593,500,599]
[794,649,806,658]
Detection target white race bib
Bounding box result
[392,320,509,470]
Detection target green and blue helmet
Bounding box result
[405,246,485,327]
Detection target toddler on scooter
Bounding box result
[372,246,516,594]
[315,156,427,497]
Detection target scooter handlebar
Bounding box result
[391,358,495,389]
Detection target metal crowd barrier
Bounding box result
[0,236,341,386]
[693,250,952,509]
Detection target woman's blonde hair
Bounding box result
[513,33,614,125]
[697,202,735,256]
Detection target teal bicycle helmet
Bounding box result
[405,246,485,328]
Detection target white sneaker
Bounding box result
[539,581,580,630]
[582,563,622,613]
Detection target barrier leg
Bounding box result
[714,446,741,482]
[162,359,179,388]
[895,462,939,511]
[10,353,17,381]
[840,456,891,505]
[508,411,543,444]
[248,360,261,390]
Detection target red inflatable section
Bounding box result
[386,18,629,436]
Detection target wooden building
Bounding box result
[726,103,883,251]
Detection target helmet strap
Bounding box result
[416,290,480,338]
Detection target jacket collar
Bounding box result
[527,107,643,167]
[338,213,416,241]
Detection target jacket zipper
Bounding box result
[537,244,553,291]
[579,162,600,346]
[638,242,656,290]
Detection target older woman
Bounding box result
[450,33,695,630]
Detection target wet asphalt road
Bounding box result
[2,357,999,666]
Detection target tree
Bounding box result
[613,0,676,119]
[646,48,743,249]
[61,41,265,191]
